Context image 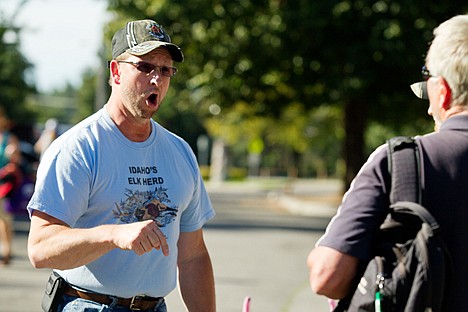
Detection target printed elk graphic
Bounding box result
[113,187,178,226]
[134,198,177,226]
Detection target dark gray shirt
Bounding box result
[318,115,468,308]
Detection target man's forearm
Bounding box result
[28,210,170,270]
[178,251,216,312]
[308,246,359,299]
[28,222,117,270]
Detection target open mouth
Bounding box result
[147,93,158,106]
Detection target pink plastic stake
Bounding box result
[242,296,251,312]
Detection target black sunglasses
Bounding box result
[117,60,177,77]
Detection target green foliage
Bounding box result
[0,24,35,121]
[73,69,99,124]
[104,0,468,178]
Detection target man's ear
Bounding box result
[110,60,121,84]
[440,77,452,110]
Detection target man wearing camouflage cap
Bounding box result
[27,19,216,312]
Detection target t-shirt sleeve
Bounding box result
[178,148,215,232]
[317,144,391,260]
[27,136,92,226]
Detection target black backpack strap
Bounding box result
[387,136,421,204]
[334,137,427,312]
[387,137,448,310]
[333,136,421,312]
[334,137,422,312]
[389,201,441,234]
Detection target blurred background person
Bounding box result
[0,142,23,265]
[0,107,21,265]
[34,118,58,160]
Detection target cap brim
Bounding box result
[127,41,184,62]
[410,81,428,100]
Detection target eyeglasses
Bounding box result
[117,60,177,77]
[421,65,433,81]
[410,66,432,100]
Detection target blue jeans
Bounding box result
[58,294,167,312]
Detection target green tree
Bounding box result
[295,1,467,188]
[0,23,35,121]
[105,0,468,185]
[0,0,37,145]
[73,69,100,124]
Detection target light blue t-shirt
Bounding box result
[28,106,215,298]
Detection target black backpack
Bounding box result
[334,136,452,312]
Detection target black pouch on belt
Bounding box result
[41,271,66,312]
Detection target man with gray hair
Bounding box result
[308,14,468,310]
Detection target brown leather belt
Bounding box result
[64,283,163,311]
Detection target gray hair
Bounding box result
[426,14,468,107]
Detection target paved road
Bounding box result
[0,179,340,311]
[0,219,50,312]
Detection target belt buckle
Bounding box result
[129,295,144,311]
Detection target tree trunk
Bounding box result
[343,99,367,192]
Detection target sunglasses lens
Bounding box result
[137,62,156,74]
[161,66,177,77]
[160,67,171,77]
[410,81,428,100]
[120,61,176,77]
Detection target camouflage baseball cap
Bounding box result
[111,19,184,62]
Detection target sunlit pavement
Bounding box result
[0,178,341,312]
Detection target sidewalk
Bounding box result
[276,178,342,217]
[0,218,51,312]
[207,177,343,218]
